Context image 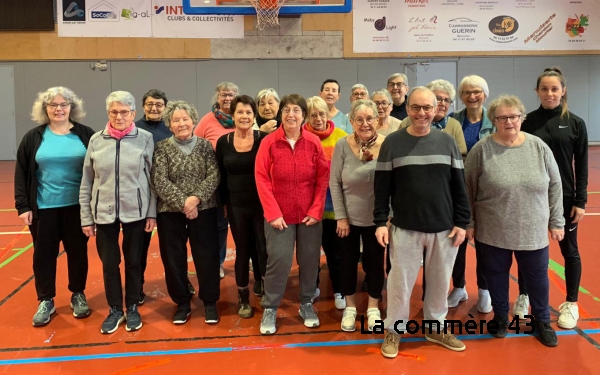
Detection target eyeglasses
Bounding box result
[219,93,236,99]
[109,110,132,118]
[387,82,406,88]
[353,116,376,125]
[352,92,368,98]
[436,97,453,105]
[282,107,303,115]
[310,112,327,119]
[144,102,164,109]
[47,103,70,110]
[374,101,390,109]
[495,115,521,124]
[409,105,435,113]
[462,89,483,97]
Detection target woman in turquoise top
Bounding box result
[319,79,352,133]
[14,87,96,327]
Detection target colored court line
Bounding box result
[0,243,32,269]
[0,226,28,260]
[1,329,599,366]
[549,259,600,304]
[110,358,171,375]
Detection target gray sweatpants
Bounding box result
[384,226,458,333]
[262,220,322,309]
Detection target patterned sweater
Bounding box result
[151,136,219,213]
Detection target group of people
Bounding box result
[14,69,587,359]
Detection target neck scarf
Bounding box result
[432,116,448,131]
[354,132,378,161]
[304,120,334,140]
[106,121,135,140]
[212,103,234,129]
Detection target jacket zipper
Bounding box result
[94,190,99,219]
[137,188,142,217]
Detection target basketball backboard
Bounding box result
[182,0,352,15]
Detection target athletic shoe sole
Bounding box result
[101,315,125,334]
[70,303,91,318]
[425,335,466,352]
[126,321,143,331]
[32,307,56,327]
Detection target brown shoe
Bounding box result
[381,331,401,358]
[425,332,466,352]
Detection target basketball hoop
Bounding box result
[246,0,287,30]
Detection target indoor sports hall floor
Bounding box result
[0,149,599,375]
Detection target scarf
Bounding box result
[106,121,135,140]
[354,132,378,161]
[304,120,335,140]
[212,103,234,129]
[432,116,448,131]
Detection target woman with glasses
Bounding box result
[319,79,352,133]
[194,82,240,279]
[465,94,564,347]
[303,96,348,310]
[348,84,369,114]
[15,87,95,327]
[330,99,386,332]
[448,75,494,314]
[80,91,156,334]
[371,89,402,136]
[255,94,329,335]
[515,67,588,330]
[386,73,410,120]
[254,88,280,134]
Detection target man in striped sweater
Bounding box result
[374,87,471,358]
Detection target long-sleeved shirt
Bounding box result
[400,116,467,158]
[374,127,470,232]
[135,117,172,145]
[194,111,235,150]
[464,134,564,250]
[521,105,588,209]
[390,97,408,121]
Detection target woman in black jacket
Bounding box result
[516,67,589,330]
[14,86,96,327]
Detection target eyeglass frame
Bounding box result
[108,110,133,118]
[495,115,522,124]
[144,102,165,109]
[409,104,435,113]
[218,93,236,99]
[351,91,369,98]
[353,116,376,125]
[462,89,484,97]
[47,102,70,110]
[387,82,406,89]
[374,101,391,109]
[435,96,453,105]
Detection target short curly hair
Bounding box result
[31,86,86,125]
[487,94,527,123]
[162,100,200,129]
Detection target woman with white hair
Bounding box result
[371,89,402,136]
[153,100,221,325]
[80,91,156,334]
[254,88,280,133]
[15,86,95,327]
[386,73,410,120]
[349,84,369,108]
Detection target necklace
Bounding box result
[354,132,378,161]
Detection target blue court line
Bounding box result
[2,329,599,366]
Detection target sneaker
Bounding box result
[70,293,91,318]
[260,308,277,335]
[219,266,225,279]
[425,332,466,352]
[138,290,146,305]
[32,300,55,327]
[366,307,381,331]
[447,287,468,308]
[477,289,492,313]
[299,303,320,328]
[205,304,219,323]
[334,293,346,310]
[535,320,558,347]
[125,305,142,332]
[188,282,196,295]
[101,306,125,334]
[238,288,253,319]
[253,279,264,297]
[341,307,357,332]
[381,331,400,358]
[557,302,579,329]
[488,315,508,338]
[173,305,191,324]
[311,288,320,303]
[513,294,530,319]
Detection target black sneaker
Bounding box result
[488,315,508,338]
[138,291,146,305]
[253,280,264,297]
[101,306,125,334]
[535,320,558,347]
[188,282,196,295]
[238,288,253,319]
[205,304,219,324]
[71,293,91,318]
[173,305,191,324]
[125,305,143,332]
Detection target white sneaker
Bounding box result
[513,294,530,319]
[260,308,277,335]
[219,266,225,279]
[311,288,320,303]
[334,293,346,310]
[366,307,381,331]
[447,287,468,308]
[341,307,357,332]
[299,303,320,328]
[477,288,492,313]
[557,302,579,329]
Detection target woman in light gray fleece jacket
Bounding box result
[464,94,564,348]
[80,91,157,335]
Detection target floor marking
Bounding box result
[0,226,28,260]
[0,329,599,366]
[110,358,171,375]
[549,259,600,308]
[0,243,32,269]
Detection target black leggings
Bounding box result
[227,205,266,288]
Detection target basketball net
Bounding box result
[246,0,287,30]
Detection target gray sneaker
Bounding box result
[32,300,55,327]
[101,306,125,334]
[260,308,277,335]
[299,303,320,328]
[71,293,91,318]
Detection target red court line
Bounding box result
[0,226,28,261]
[548,270,598,329]
[110,358,171,375]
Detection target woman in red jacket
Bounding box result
[255,94,329,335]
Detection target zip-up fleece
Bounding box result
[80,127,157,226]
[255,126,329,224]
